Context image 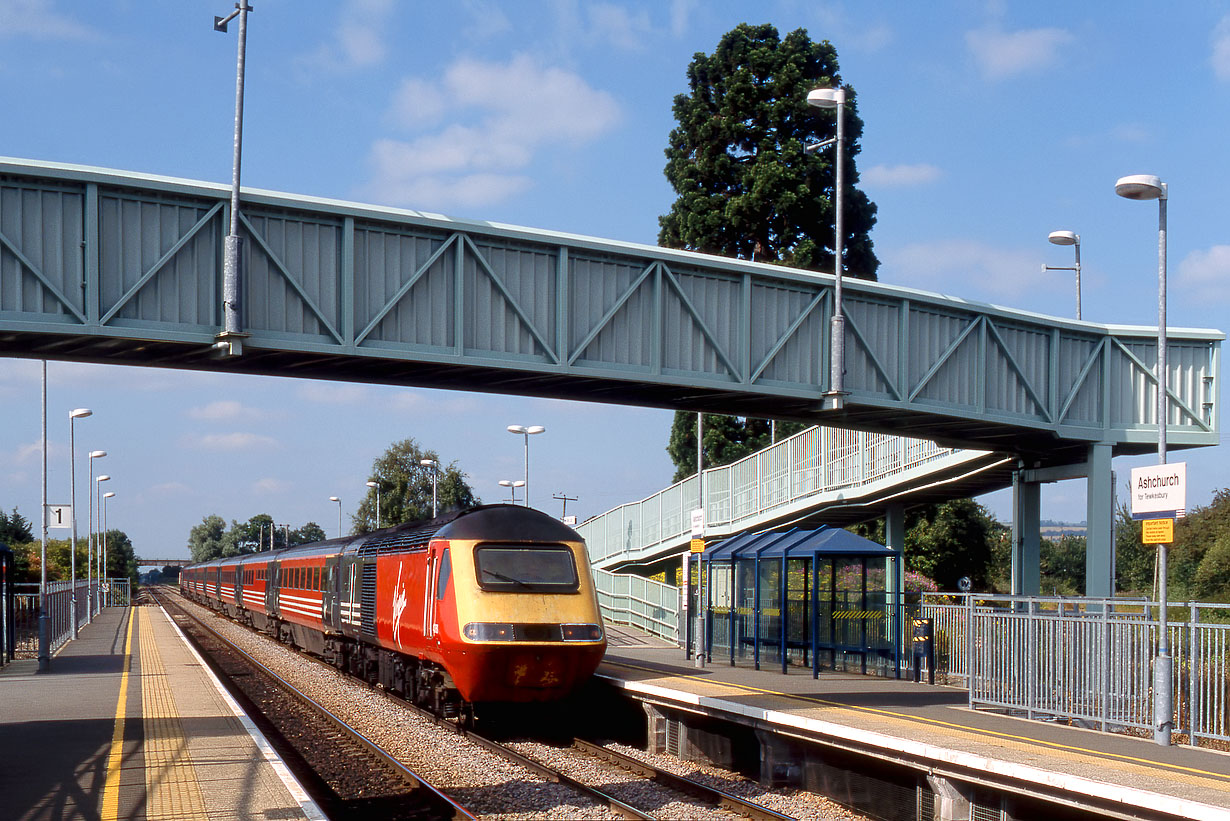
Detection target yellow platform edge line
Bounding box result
[603,660,1230,784]
[100,607,135,821]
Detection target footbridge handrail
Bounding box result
[580,425,988,571]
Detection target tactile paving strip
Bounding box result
[139,607,209,820]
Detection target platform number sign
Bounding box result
[46,504,72,529]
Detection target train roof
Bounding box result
[182,504,581,571]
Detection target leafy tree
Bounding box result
[0,506,33,544]
[1194,532,1230,602]
[1114,499,1151,596]
[659,23,878,278]
[666,412,807,482]
[100,529,138,585]
[852,500,1004,592]
[354,438,479,533]
[229,513,275,552]
[187,514,233,562]
[294,522,327,544]
[1040,535,1086,595]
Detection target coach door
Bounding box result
[423,543,451,641]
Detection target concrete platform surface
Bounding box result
[600,622,1230,820]
[0,604,324,821]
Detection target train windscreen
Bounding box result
[474,545,578,592]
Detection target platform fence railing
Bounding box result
[921,593,1230,746]
[12,579,133,659]
[580,425,965,568]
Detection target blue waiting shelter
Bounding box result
[693,525,904,678]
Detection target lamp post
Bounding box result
[498,479,525,504]
[102,491,115,602]
[329,496,342,539]
[68,408,92,637]
[420,459,439,518]
[366,480,380,529]
[87,450,105,621]
[807,86,847,410]
[1045,230,1082,319]
[212,0,253,357]
[1115,172,1170,746]
[506,425,545,507]
[95,475,110,613]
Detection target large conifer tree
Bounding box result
[658,23,878,277]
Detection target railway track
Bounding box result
[150,589,474,820]
[163,587,864,819]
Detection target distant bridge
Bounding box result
[136,558,191,568]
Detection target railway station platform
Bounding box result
[0,604,324,821]
[598,623,1230,821]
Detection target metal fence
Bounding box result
[11,580,133,659]
[920,594,1230,746]
[580,425,970,568]
[593,568,680,641]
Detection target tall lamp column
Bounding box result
[1045,230,1082,319]
[68,408,92,637]
[807,86,848,410]
[95,475,110,612]
[329,496,342,539]
[366,480,380,528]
[103,491,115,602]
[420,460,439,518]
[87,450,106,621]
[1115,173,1170,746]
[506,425,545,507]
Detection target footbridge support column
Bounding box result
[1011,470,1041,596]
[1084,442,1115,598]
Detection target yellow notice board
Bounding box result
[1142,518,1174,544]
[690,539,705,553]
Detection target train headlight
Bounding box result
[464,622,514,641]
[561,623,603,642]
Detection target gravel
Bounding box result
[174,594,872,820]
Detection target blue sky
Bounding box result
[2,1,1228,560]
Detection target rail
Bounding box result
[580,425,985,569]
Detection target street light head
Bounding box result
[90,450,107,458]
[97,475,110,482]
[526,425,546,435]
[104,491,115,499]
[70,408,93,419]
[366,480,378,488]
[329,496,340,502]
[806,87,846,109]
[420,459,438,468]
[507,425,526,434]
[1048,230,1079,247]
[1115,174,1166,201]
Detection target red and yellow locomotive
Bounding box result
[181,504,606,716]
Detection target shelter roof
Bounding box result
[703,525,898,561]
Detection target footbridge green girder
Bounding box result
[0,158,1220,468]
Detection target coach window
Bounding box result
[436,549,451,601]
[314,567,321,590]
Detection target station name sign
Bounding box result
[1129,462,1186,520]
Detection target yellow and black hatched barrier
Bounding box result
[832,609,887,620]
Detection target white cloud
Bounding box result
[1178,245,1230,305]
[461,0,511,40]
[299,0,393,73]
[148,482,191,497]
[882,239,1064,305]
[585,3,653,50]
[0,0,96,40]
[669,0,697,37]
[1213,16,1230,81]
[862,163,942,187]
[965,26,1073,80]
[253,477,290,495]
[187,400,265,422]
[189,432,278,451]
[366,54,621,211]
